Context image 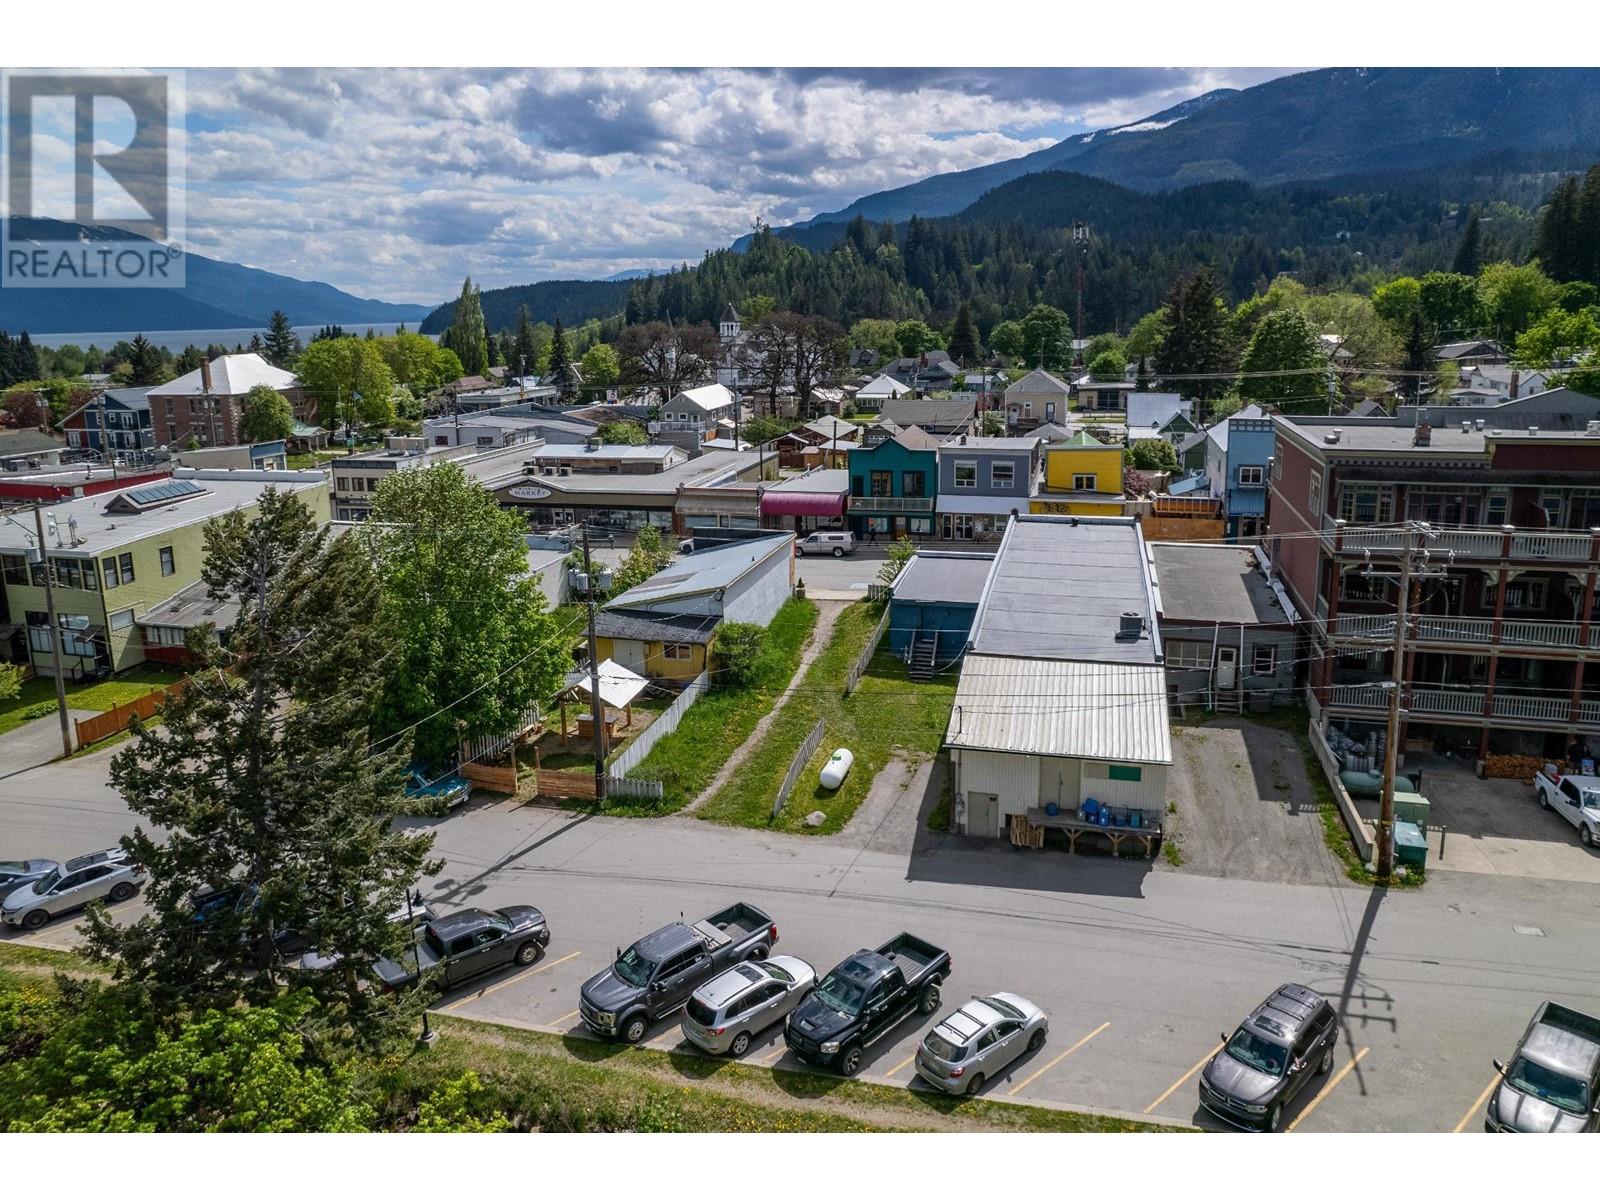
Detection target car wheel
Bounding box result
[623,1014,648,1044]
[1265,1103,1283,1133]
[1538,789,1551,809]
[1583,825,1595,847]
[21,909,48,931]
[838,1044,864,1076]
[1028,1029,1047,1053]
[515,940,540,965]
[832,546,844,557]
[1318,1046,1334,1075]
[965,1071,986,1096]
[729,1031,751,1058]
[108,882,136,903]
[918,983,941,1014]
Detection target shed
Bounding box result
[887,551,993,671]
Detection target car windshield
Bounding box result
[0,862,26,875]
[924,1032,966,1062]
[613,946,654,988]
[31,868,61,893]
[763,962,794,984]
[1225,1029,1288,1077]
[813,972,867,1015]
[985,996,1024,1019]
[1506,1055,1591,1115]
[1582,790,1600,810]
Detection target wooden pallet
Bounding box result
[1010,817,1045,849]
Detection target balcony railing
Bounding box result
[1324,614,1595,650]
[1322,516,1600,565]
[847,495,935,514]
[1325,683,1600,728]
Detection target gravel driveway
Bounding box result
[1163,718,1346,885]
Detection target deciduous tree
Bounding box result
[1238,309,1324,407]
[238,384,295,443]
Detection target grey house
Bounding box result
[935,434,1041,540]
[1148,542,1299,714]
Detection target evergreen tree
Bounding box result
[441,278,489,376]
[546,318,572,398]
[512,306,539,378]
[1452,209,1482,276]
[86,489,435,1048]
[127,334,164,386]
[947,301,980,365]
[1537,176,1582,282]
[1402,309,1431,400]
[1153,268,1232,402]
[1578,164,1600,288]
[263,310,299,367]
[1135,355,1153,392]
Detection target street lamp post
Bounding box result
[406,886,437,1047]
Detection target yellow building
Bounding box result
[593,613,712,682]
[1029,432,1126,517]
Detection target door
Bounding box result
[967,792,1000,838]
[744,982,788,1033]
[861,976,898,1042]
[613,638,648,674]
[1215,645,1238,690]
[989,1019,1027,1075]
[656,950,707,1013]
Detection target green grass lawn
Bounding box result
[698,603,957,834]
[0,666,185,738]
[610,598,818,816]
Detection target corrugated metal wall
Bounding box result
[953,749,1168,835]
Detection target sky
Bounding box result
[26,67,1294,307]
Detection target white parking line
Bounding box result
[440,949,581,1013]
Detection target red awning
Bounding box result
[761,491,846,517]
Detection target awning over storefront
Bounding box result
[761,491,846,518]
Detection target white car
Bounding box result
[796,531,856,557]
[1,848,145,930]
[1534,766,1600,847]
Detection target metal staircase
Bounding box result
[909,633,939,681]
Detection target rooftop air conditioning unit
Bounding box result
[1115,612,1143,641]
[1586,421,1600,437]
[559,466,572,476]
[1323,429,1342,445]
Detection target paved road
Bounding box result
[0,708,96,781]
[6,747,1596,1132]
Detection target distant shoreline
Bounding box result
[26,322,427,353]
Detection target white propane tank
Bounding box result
[819,748,854,790]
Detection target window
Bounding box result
[1237,465,1264,487]
[1504,580,1547,610]
[1251,644,1277,676]
[662,643,693,661]
[1072,473,1097,491]
[472,928,503,947]
[159,545,175,576]
[1165,640,1212,669]
[109,608,133,631]
[0,554,27,586]
[1308,471,1323,513]
[1340,572,1389,602]
[1485,492,1509,527]
[870,470,893,498]
[119,553,135,585]
[48,557,84,590]
[103,557,120,589]
[1338,484,1392,526]
[902,471,925,498]
[61,627,98,657]
[953,461,977,489]
[991,461,1015,490]
[1107,764,1142,782]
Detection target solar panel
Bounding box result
[127,478,205,505]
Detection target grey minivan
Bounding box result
[1199,983,1338,1131]
[681,955,815,1057]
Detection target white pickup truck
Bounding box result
[1533,765,1600,847]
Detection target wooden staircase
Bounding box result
[909,632,939,681]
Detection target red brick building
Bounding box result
[147,354,311,448]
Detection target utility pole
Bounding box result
[580,524,608,802]
[33,506,74,758]
[1073,221,1089,367]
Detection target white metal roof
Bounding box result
[147,353,296,397]
[564,658,650,709]
[945,655,1172,764]
[668,384,735,413]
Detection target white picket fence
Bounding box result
[458,701,542,769]
[608,671,709,779]
[772,718,826,820]
[843,608,892,696]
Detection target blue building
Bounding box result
[1204,406,1274,539]
[848,427,940,539]
[886,550,993,676]
[63,386,156,461]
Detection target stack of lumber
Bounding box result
[1483,753,1545,780]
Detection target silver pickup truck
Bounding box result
[1532,765,1600,847]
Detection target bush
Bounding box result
[714,622,768,688]
[21,701,55,721]
[1128,439,1179,473]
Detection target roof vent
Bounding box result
[1413,421,1431,447]
[1323,429,1342,445]
[1461,421,1471,434]
[1476,419,1486,431]
[1529,425,1540,436]
[1116,612,1143,641]
[1588,421,1600,437]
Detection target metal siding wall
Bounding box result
[957,750,1040,830]
[722,551,791,626]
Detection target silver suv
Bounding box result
[1199,982,1338,1131]
[915,993,1049,1095]
[1,848,145,931]
[681,955,816,1057]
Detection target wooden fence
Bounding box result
[460,761,519,793]
[843,608,892,696]
[73,678,189,748]
[458,701,543,770]
[537,769,599,800]
[772,718,826,820]
[608,671,709,777]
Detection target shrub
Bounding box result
[714,622,767,688]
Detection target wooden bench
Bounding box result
[1019,807,1164,859]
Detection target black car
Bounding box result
[1199,983,1338,1131]
[0,859,58,903]
[375,906,549,990]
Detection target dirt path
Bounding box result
[678,599,847,816]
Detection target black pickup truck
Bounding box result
[784,932,950,1076]
[374,905,549,991]
[580,901,778,1043]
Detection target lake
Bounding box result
[26,322,428,353]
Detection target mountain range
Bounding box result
[0,218,430,335]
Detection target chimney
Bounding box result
[1509,369,1520,398]
[200,357,213,394]
[1413,421,1431,447]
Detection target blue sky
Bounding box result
[161,67,1292,305]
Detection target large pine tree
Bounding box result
[546,317,573,398]
[513,305,538,377]
[87,489,435,1048]
[442,277,489,376]
[1153,267,1232,402]
[1451,210,1482,276]
[947,300,980,365]
[263,309,299,367]
[1536,176,1583,282]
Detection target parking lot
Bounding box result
[6,745,1594,1133]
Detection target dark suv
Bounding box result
[1199,983,1339,1131]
